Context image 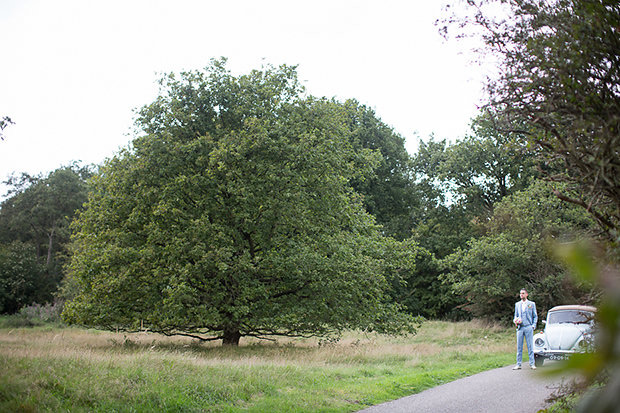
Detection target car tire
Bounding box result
[534,354,544,367]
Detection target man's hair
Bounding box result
[520,288,528,293]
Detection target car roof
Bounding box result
[548,305,597,312]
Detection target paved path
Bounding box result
[358,365,569,413]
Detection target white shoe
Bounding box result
[512,365,521,370]
[530,365,537,369]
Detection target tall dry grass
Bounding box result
[0,319,516,412]
[0,319,512,367]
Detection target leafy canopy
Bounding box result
[64,60,419,345]
[0,242,47,314]
[444,0,620,239]
[344,100,418,240]
[0,165,91,312]
[442,180,596,319]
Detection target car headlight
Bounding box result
[578,336,594,350]
[535,337,545,346]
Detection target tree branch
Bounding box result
[551,187,615,232]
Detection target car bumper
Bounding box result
[533,350,577,361]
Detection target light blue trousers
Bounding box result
[516,325,534,366]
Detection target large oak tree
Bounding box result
[63,60,417,345]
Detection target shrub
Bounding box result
[19,301,65,324]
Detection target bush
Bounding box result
[0,301,65,328]
[18,301,64,324]
[0,314,42,328]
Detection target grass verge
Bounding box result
[0,319,514,412]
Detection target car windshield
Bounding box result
[548,310,594,325]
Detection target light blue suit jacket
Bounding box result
[514,300,537,329]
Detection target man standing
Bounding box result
[513,288,538,370]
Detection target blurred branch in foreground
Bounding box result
[552,241,619,413]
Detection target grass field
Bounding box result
[0,320,515,412]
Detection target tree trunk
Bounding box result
[47,227,55,267]
[222,328,241,346]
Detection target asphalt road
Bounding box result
[358,365,569,413]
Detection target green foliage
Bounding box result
[0,165,91,269]
[440,114,536,218]
[64,60,418,345]
[408,114,538,319]
[0,302,64,328]
[444,1,619,407]
[0,165,90,313]
[388,246,456,319]
[410,139,477,259]
[344,100,418,240]
[549,242,620,413]
[0,242,47,314]
[414,115,536,219]
[18,301,65,324]
[443,234,533,318]
[448,0,620,239]
[483,180,595,242]
[442,181,596,319]
[411,116,537,256]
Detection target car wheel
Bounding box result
[534,354,544,367]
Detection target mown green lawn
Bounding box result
[0,320,515,412]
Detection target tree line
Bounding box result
[0,61,597,331]
[0,165,91,314]
[1,1,616,355]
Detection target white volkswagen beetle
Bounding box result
[533,305,597,367]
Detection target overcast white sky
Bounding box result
[0,0,486,195]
